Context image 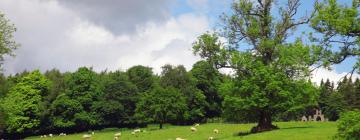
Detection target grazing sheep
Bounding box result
[114,137,119,140]
[134,129,141,133]
[131,131,136,135]
[114,132,121,137]
[43,135,47,138]
[40,135,43,138]
[176,137,186,140]
[92,131,95,135]
[49,134,53,137]
[82,134,91,140]
[190,127,197,132]
[208,136,214,140]
[194,123,200,127]
[213,129,219,134]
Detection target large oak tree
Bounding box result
[193,0,319,132]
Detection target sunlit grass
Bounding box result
[26,121,337,140]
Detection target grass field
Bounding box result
[26,122,337,140]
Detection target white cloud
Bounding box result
[0,0,209,74]
[311,68,360,86]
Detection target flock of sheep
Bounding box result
[39,123,220,140]
[183,123,219,140]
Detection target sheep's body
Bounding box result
[59,133,66,136]
[49,134,53,137]
[208,136,214,140]
[190,127,197,132]
[213,129,219,134]
[194,123,200,127]
[131,131,136,135]
[176,137,186,140]
[134,129,141,133]
[114,137,119,140]
[114,132,121,137]
[92,131,95,135]
[82,134,91,140]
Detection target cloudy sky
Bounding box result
[0,0,358,85]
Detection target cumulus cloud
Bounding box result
[311,68,360,86]
[0,0,209,74]
[57,0,173,34]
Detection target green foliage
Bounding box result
[191,61,223,118]
[0,12,19,67]
[1,70,50,133]
[193,0,320,131]
[335,111,360,140]
[127,65,154,93]
[0,106,5,136]
[135,86,187,129]
[159,64,207,123]
[50,67,102,130]
[95,70,138,125]
[50,94,82,128]
[311,0,360,68]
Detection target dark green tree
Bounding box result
[338,77,356,110]
[191,60,223,118]
[353,79,360,109]
[193,0,319,132]
[160,64,207,123]
[95,70,138,126]
[135,86,187,129]
[127,65,154,93]
[318,79,345,121]
[50,67,102,131]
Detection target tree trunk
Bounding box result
[251,111,278,133]
[159,123,163,129]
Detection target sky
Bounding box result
[0,0,358,85]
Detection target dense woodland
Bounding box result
[1,0,360,139]
[0,64,359,138]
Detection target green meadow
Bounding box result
[27,122,337,140]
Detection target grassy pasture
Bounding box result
[26,122,337,140]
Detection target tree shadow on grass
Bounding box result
[234,126,314,137]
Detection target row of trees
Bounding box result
[319,78,360,121]
[0,61,225,137]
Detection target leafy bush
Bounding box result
[335,111,360,140]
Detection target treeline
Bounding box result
[318,77,360,121]
[1,60,360,138]
[0,61,224,138]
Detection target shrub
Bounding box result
[335,111,360,140]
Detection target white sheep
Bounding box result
[92,131,95,135]
[213,129,219,134]
[43,135,47,138]
[114,132,121,137]
[194,123,200,127]
[134,129,141,133]
[82,134,91,140]
[190,127,197,132]
[208,136,214,140]
[49,134,53,137]
[114,137,119,140]
[131,131,136,135]
[176,137,186,140]
[40,135,43,138]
